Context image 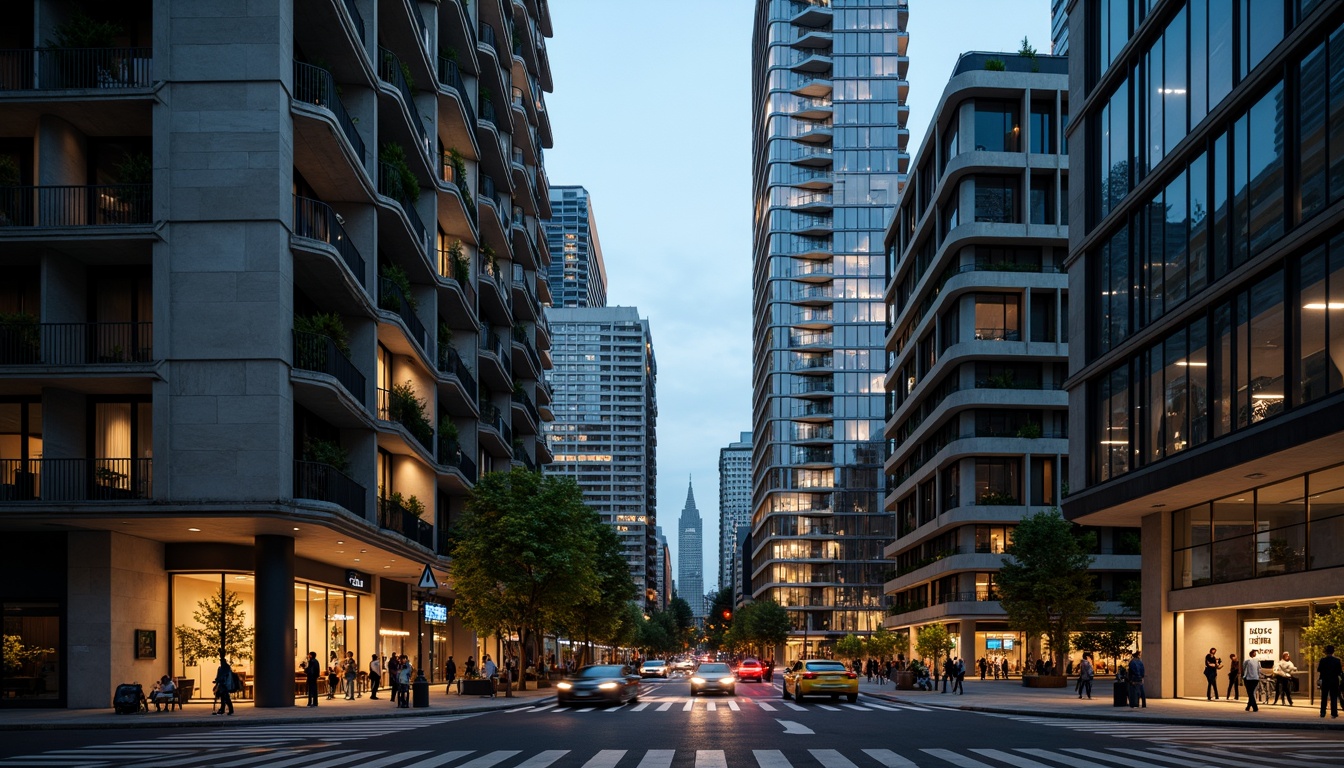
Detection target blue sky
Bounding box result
[541,1,1054,594]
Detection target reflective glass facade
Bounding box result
[750,0,907,650]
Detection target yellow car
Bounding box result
[782,659,858,703]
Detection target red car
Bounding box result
[737,659,764,682]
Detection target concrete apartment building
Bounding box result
[0,0,555,708]
[543,306,658,607]
[881,52,1140,668]
[543,185,607,309]
[1064,0,1344,697]
[677,479,705,620]
[749,0,908,655]
[717,430,751,595]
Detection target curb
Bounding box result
[0,696,557,732]
[859,689,1344,731]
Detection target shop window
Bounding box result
[1,603,60,703]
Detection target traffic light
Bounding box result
[722,609,732,621]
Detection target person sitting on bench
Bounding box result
[149,675,177,711]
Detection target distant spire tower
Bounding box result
[677,478,705,621]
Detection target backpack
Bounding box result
[113,683,144,714]
[228,672,242,693]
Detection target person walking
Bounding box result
[387,655,401,705]
[1225,652,1240,701]
[326,651,339,700]
[1077,652,1095,700]
[302,651,320,707]
[445,655,457,694]
[1001,657,1009,679]
[1273,651,1297,705]
[368,654,382,700]
[396,656,412,708]
[979,657,988,680]
[343,651,359,699]
[1318,644,1342,719]
[1204,647,1222,700]
[212,659,235,715]
[1126,651,1146,708]
[953,658,966,695]
[1243,649,1262,712]
[465,656,477,678]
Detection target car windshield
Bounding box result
[741,660,760,666]
[577,665,625,678]
[698,664,730,674]
[805,661,848,672]
[642,661,664,667]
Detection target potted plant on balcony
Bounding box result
[389,380,434,445]
[447,150,473,212]
[294,312,351,369]
[110,151,151,222]
[44,10,123,88]
[303,437,350,473]
[378,143,420,202]
[0,312,40,364]
[446,240,470,283]
[378,263,418,313]
[1015,422,1042,439]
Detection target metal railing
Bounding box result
[293,195,366,283]
[377,47,430,157]
[375,387,435,452]
[377,276,429,352]
[0,458,152,501]
[377,161,427,247]
[478,23,502,61]
[294,460,366,518]
[437,57,477,127]
[437,345,478,395]
[0,322,152,365]
[974,327,1023,341]
[480,96,498,126]
[0,47,152,90]
[790,355,832,371]
[512,443,536,471]
[292,330,365,402]
[437,438,478,481]
[0,184,150,227]
[378,496,433,549]
[479,401,512,446]
[292,61,366,164]
[512,387,540,425]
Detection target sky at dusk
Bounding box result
[541,1,1054,595]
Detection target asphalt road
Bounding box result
[3,675,1343,768]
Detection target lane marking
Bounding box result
[753,750,792,768]
[656,702,673,712]
[758,702,778,711]
[580,751,628,768]
[695,751,727,768]
[861,749,920,768]
[816,704,841,711]
[777,719,815,735]
[727,700,741,711]
[683,699,694,712]
[631,702,651,712]
[636,750,675,768]
[840,704,871,711]
[783,702,807,712]
[707,701,717,711]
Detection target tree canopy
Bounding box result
[996,509,1097,673]
[724,600,791,658]
[914,624,954,675]
[1303,601,1344,662]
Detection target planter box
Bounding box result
[1021,674,1068,688]
[534,679,552,688]
[458,678,496,696]
[894,670,915,690]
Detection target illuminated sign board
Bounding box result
[1243,619,1280,663]
[424,603,448,624]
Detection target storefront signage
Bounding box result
[1244,619,1280,661]
[346,569,370,591]
[424,603,448,624]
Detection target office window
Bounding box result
[1300,41,1329,222]
[1247,81,1285,256]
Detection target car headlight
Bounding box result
[557,682,572,690]
[719,677,735,684]
[598,682,618,690]
[690,677,705,684]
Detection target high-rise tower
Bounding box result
[749,0,907,656]
[1050,0,1069,55]
[718,431,752,594]
[677,479,705,620]
[543,185,608,308]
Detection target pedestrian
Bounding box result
[1273,651,1297,705]
[369,653,382,700]
[465,655,477,678]
[1126,651,1146,708]
[1204,647,1222,700]
[483,654,498,688]
[397,656,412,708]
[953,658,965,694]
[387,654,401,705]
[979,657,987,680]
[326,651,339,700]
[1001,657,1009,679]
[1243,649,1262,712]
[302,651,320,707]
[212,658,235,715]
[344,651,359,699]
[1225,652,1240,701]
[445,655,457,694]
[1318,644,1342,719]
[1077,652,1094,700]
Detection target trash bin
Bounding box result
[1113,680,1128,707]
[412,671,430,708]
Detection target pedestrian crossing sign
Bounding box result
[418,564,437,589]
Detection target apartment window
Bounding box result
[941,123,959,176]
[1029,176,1055,225]
[974,294,1020,341]
[1030,292,1057,343]
[1029,103,1055,154]
[974,458,1019,505]
[941,463,960,512]
[974,101,1021,152]
[975,525,1013,554]
[974,176,1018,223]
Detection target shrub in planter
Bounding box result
[303,437,351,473]
[389,380,433,444]
[378,143,420,201]
[0,312,40,363]
[446,239,470,283]
[379,263,418,312]
[45,11,123,89]
[294,312,351,359]
[1015,422,1042,439]
[985,58,1007,71]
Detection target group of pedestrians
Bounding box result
[297,650,414,707]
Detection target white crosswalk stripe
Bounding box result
[4,746,1342,768]
[983,712,1344,757]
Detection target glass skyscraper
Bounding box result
[543,185,608,308]
[749,0,907,656]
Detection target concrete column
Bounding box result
[254,535,295,708]
[1141,511,1173,698]
[959,619,977,661]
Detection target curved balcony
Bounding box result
[790,145,833,168]
[790,354,833,375]
[789,48,833,74]
[794,377,835,399]
[790,284,834,306]
[436,246,477,328]
[377,275,430,357]
[794,214,832,237]
[436,56,479,155]
[790,75,832,99]
[791,192,833,216]
[0,458,153,502]
[511,326,542,380]
[0,322,153,369]
[377,161,429,259]
[0,47,153,93]
[437,150,479,233]
[0,184,150,230]
[794,28,833,50]
[436,437,478,488]
[292,195,369,311]
[789,1,833,28]
[375,386,436,458]
[478,400,513,457]
[377,47,432,168]
[477,252,514,327]
[790,446,834,468]
[793,97,833,121]
[511,386,540,435]
[478,326,513,391]
[791,122,833,145]
[291,61,368,197]
[788,330,832,350]
[294,460,366,519]
[788,168,833,191]
[378,495,433,550]
[293,330,366,405]
[791,307,833,330]
[436,344,479,416]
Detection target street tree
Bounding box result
[866,626,898,662]
[704,587,734,651]
[996,509,1097,674]
[451,468,600,694]
[669,597,696,649]
[1303,601,1344,662]
[561,521,637,666]
[914,624,954,682]
[835,633,865,665]
[749,600,791,660]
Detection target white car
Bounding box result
[673,658,696,671]
[639,660,669,678]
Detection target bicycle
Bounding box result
[1252,677,1273,706]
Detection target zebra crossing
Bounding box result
[4,745,1341,768]
[500,696,929,716]
[0,715,477,768]
[982,713,1344,761]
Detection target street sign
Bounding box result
[418,564,437,589]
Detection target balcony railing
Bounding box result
[437,57,477,127]
[378,496,433,549]
[377,46,430,158]
[0,47,152,90]
[480,96,498,126]
[437,344,478,395]
[0,322,152,365]
[512,443,536,471]
[375,387,435,452]
[293,195,366,283]
[0,458,152,501]
[437,437,478,481]
[480,401,512,445]
[377,161,427,248]
[0,184,150,227]
[377,276,429,352]
[512,387,540,425]
[478,23,502,61]
[294,460,366,518]
[292,61,367,164]
[974,327,1023,341]
[292,330,365,402]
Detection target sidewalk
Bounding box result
[858,676,1344,730]
[0,682,555,730]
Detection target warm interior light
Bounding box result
[379,629,411,637]
[1303,302,1344,310]
[1251,393,1283,400]
[1175,361,1208,367]
[188,527,201,532]
[1099,440,1128,445]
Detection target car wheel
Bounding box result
[796,692,806,704]
[847,694,857,703]
[782,685,792,700]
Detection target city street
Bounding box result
[3,676,1344,768]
